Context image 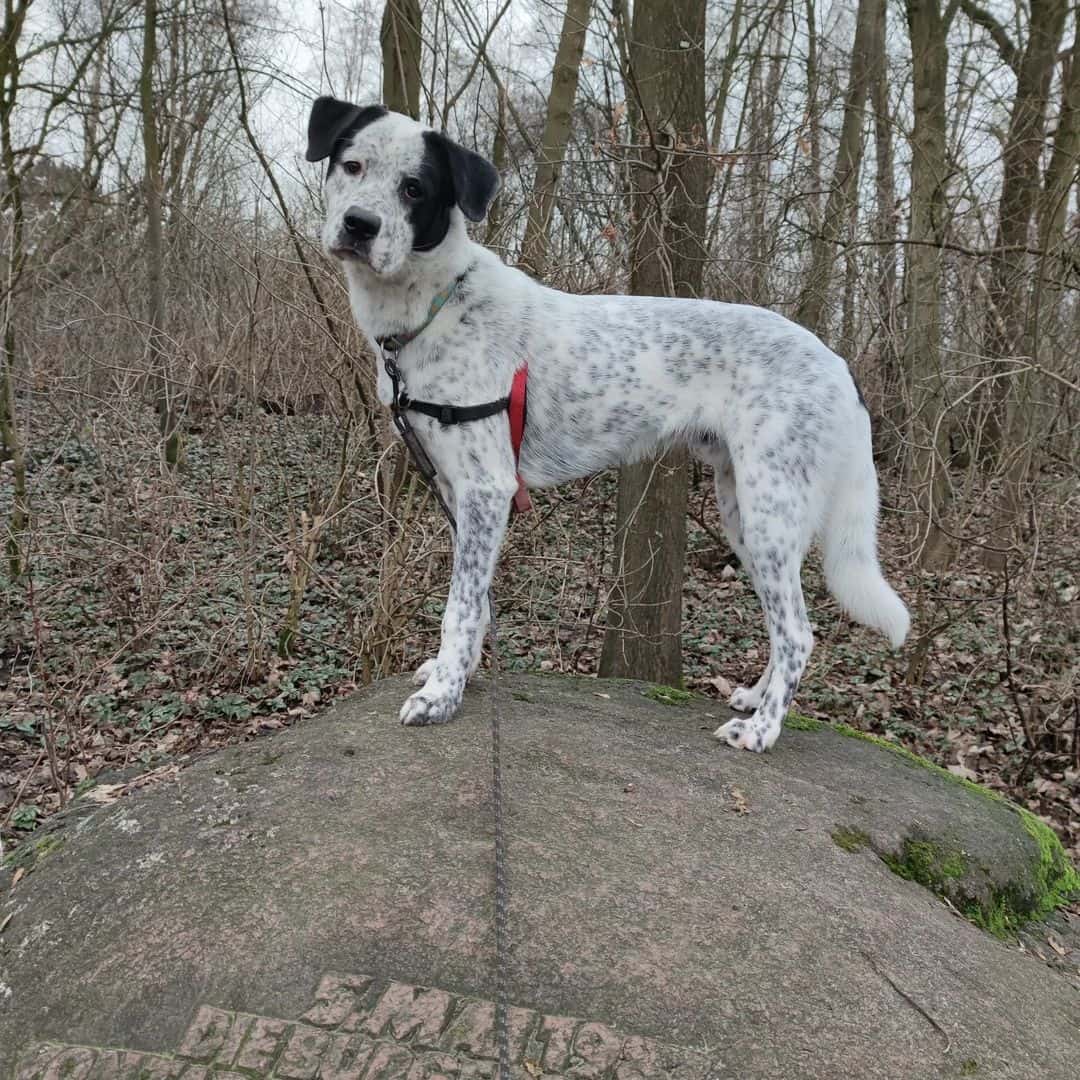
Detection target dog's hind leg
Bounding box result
[709,452,775,711]
[713,476,814,752]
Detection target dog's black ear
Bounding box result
[306,96,386,163]
[426,131,500,222]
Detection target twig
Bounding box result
[1001,559,1037,758]
[860,949,952,1054]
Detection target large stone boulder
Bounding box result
[2,675,1078,1079]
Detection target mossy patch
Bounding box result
[875,821,1079,939]
[1016,807,1080,921]
[881,838,968,888]
[831,826,870,852]
[1,832,64,872]
[786,712,824,731]
[35,834,64,859]
[643,685,693,706]
[801,722,1080,936]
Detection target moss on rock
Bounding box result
[798,719,1080,937]
[1,832,64,872]
[831,826,871,853]
[643,685,693,706]
[881,837,968,890]
[1016,808,1080,921]
[786,712,825,731]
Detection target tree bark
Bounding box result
[804,0,822,228]
[710,0,744,153]
[870,0,902,449]
[381,0,422,119]
[1037,23,1080,293]
[599,0,707,684]
[141,0,178,468]
[485,87,509,247]
[0,5,30,575]
[904,0,955,568]
[794,0,882,339]
[518,0,591,279]
[977,0,1067,476]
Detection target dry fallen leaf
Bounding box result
[730,787,750,815]
[593,692,610,700]
[947,764,980,782]
[1047,934,1068,957]
[12,867,25,888]
[0,912,11,935]
[707,675,733,698]
[82,783,124,805]
[523,1061,542,1078]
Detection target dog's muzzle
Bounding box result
[331,205,382,261]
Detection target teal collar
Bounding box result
[376,269,470,354]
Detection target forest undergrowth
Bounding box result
[1,408,1077,863]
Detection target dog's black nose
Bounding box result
[343,207,381,240]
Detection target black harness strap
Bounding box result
[395,392,510,427]
[375,266,511,431]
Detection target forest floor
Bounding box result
[2,411,1077,864]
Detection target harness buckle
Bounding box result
[381,346,401,379]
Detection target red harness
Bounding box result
[390,362,533,515]
[508,363,531,513]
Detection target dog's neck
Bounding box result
[343,217,478,343]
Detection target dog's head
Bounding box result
[306,97,500,278]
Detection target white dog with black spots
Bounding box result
[306,96,910,752]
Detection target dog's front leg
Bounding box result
[400,485,510,726]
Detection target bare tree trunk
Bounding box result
[745,20,784,306]
[871,0,903,450]
[0,1,29,579]
[381,0,422,119]
[519,0,592,279]
[972,0,1067,489]
[710,0,744,152]
[0,316,26,581]
[141,0,178,468]
[1038,23,1080,300]
[804,0,822,227]
[839,198,859,359]
[794,0,882,339]
[485,87,509,246]
[599,0,707,684]
[904,0,955,568]
[1041,31,1080,243]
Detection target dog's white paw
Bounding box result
[400,687,459,727]
[728,685,764,712]
[412,658,438,686]
[714,714,780,753]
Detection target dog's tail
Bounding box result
[821,408,910,649]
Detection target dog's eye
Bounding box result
[403,178,423,200]
[343,161,363,177]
